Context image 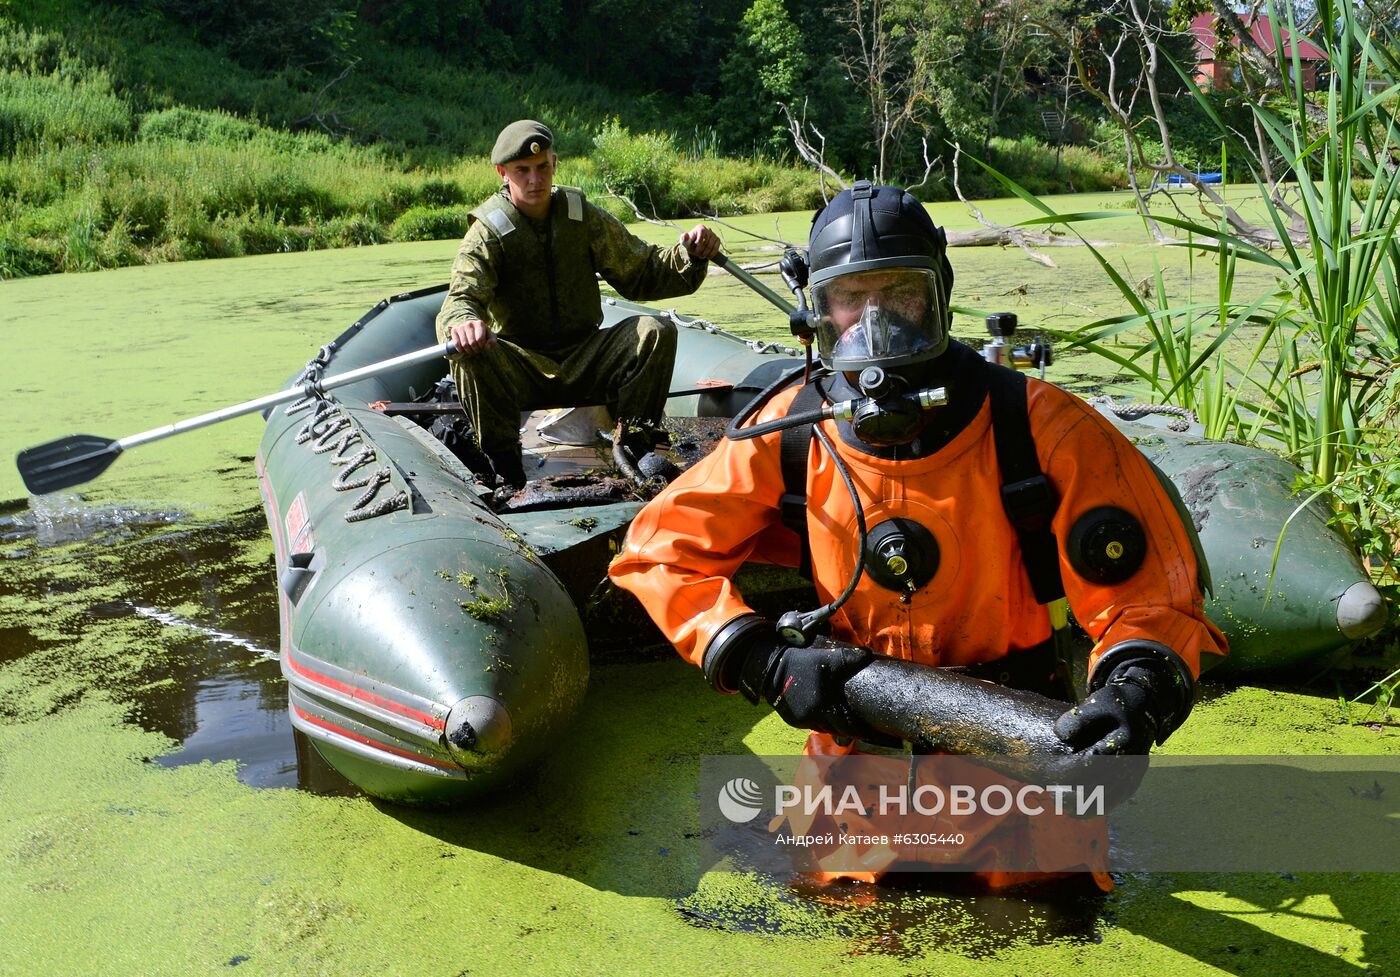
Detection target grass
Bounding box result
[0,8,832,279]
[459,567,514,624]
[0,1,1137,280]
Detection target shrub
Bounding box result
[591,120,680,210]
[987,135,1126,195]
[391,205,471,241]
[415,177,467,208]
[0,22,90,81]
[0,71,133,154]
[311,214,383,248]
[137,106,260,144]
[0,222,54,278]
[226,210,309,254]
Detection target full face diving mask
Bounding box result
[811,267,947,374]
[810,267,949,445]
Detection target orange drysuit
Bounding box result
[610,349,1227,884]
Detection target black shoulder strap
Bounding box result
[779,381,826,581]
[986,367,1066,606]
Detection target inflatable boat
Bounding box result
[253,285,1385,803]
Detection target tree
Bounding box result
[917,0,1071,160]
[828,0,936,183]
[716,0,809,154]
[1056,0,1314,245]
[143,0,358,69]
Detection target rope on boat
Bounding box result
[332,443,408,521]
[279,350,407,521]
[332,447,382,490]
[311,417,354,452]
[322,428,363,461]
[661,309,803,357]
[294,400,338,443]
[1090,395,1198,433]
[344,469,408,522]
[284,344,336,416]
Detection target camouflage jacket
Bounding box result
[436,186,706,354]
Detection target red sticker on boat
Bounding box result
[285,492,313,553]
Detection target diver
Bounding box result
[608,180,1227,888]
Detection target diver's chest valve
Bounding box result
[982,313,1053,379]
[865,518,940,603]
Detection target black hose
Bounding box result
[728,405,830,441]
[719,361,870,646]
[724,363,814,441]
[805,422,868,628]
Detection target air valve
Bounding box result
[981,312,1054,379]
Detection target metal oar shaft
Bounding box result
[713,254,796,315]
[118,341,454,450]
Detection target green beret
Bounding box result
[491,120,553,165]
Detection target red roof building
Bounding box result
[1190,12,1329,91]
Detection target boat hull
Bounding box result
[256,286,1383,802]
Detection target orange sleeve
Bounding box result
[1030,382,1228,678]
[608,388,802,667]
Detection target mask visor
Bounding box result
[811,267,947,372]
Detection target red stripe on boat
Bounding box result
[287,652,447,730]
[293,706,459,770]
[255,456,286,558]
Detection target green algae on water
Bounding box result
[4,230,1400,977]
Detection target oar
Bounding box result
[16,340,457,495]
[712,254,797,315]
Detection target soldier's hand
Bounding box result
[680,225,720,260]
[448,319,497,357]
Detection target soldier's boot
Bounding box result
[484,443,527,491]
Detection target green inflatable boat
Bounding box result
[254,286,1386,804]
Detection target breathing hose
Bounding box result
[723,366,870,647]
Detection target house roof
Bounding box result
[1190,11,1329,62]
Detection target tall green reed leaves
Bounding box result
[984,0,1400,485]
[975,0,1400,604]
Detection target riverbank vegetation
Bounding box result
[1010,0,1400,649]
[0,0,1176,278]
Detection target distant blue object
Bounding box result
[1166,171,1223,185]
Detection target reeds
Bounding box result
[978,0,1400,627]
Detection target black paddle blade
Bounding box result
[16,434,123,495]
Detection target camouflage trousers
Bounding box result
[450,314,677,454]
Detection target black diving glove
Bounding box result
[701,614,880,741]
[1053,641,1196,756]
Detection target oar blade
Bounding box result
[16,434,123,495]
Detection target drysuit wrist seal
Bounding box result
[1089,640,1196,743]
[702,614,775,696]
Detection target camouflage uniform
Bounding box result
[435,186,706,459]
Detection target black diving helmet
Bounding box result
[806,180,954,377]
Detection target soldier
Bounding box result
[436,119,721,488]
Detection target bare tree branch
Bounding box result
[687,211,795,249]
[780,100,847,200]
[291,57,360,137]
[904,136,941,195]
[602,187,679,228]
[951,145,1057,267]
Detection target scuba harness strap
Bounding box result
[983,365,1075,694]
[780,380,826,581]
[984,366,1065,607]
